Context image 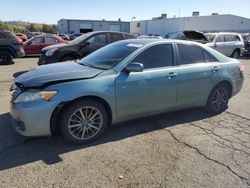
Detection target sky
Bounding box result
[0,0,250,24]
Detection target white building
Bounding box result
[58,19,130,34]
[131,14,250,38]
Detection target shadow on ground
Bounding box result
[0,108,214,171]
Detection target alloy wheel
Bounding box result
[68,106,103,140]
[211,87,229,112]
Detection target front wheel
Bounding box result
[206,83,231,114]
[59,100,109,144]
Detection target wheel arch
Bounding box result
[50,95,113,135]
[206,80,233,105]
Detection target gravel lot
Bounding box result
[0,57,249,188]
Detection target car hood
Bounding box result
[183,30,208,43]
[42,43,69,51]
[15,62,103,88]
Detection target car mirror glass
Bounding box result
[124,62,144,73]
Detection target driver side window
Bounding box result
[87,34,106,45]
[132,44,173,69]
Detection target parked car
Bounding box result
[241,33,250,55]
[38,31,136,65]
[59,34,70,41]
[0,31,25,64]
[170,30,208,43]
[15,33,28,42]
[10,39,244,144]
[23,34,68,55]
[205,32,244,58]
[70,33,83,40]
[23,32,34,39]
[137,35,163,39]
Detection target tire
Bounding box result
[231,50,240,59]
[206,83,231,114]
[59,99,109,144]
[61,56,75,62]
[0,51,13,65]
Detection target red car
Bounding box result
[23,35,68,55]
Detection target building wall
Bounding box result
[58,19,130,34]
[131,14,250,37]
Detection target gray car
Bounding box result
[10,39,244,144]
[205,32,244,58]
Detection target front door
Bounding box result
[115,44,179,119]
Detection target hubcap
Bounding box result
[211,87,229,111]
[68,106,103,140]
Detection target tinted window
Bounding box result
[216,35,224,42]
[224,35,234,42]
[44,37,57,43]
[178,44,204,65]
[87,34,106,45]
[0,33,6,39]
[203,51,217,62]
[235,35,241,41]
[133,44,173,69]
[31,37,43,44]
[109,33,123,43]
[124,34,135,39]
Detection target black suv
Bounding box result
[0,31,25,64]
[38,31,135,65]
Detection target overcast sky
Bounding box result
[1,0,250,24]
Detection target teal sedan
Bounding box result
[10,39,244,144]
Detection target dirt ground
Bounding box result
[0,57,249,188]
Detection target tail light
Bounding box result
[238,63,244,73]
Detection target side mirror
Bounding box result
[214,42,217,47]
[124,62,144,73]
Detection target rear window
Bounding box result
[0,33,6,39]
[124,34,135,39]
[224,35,234,42]
[109,33,124,43]
[178,44,218,64]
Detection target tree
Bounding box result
[28,23,37,32]
[42,24,50,33]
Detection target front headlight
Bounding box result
[45,48,58,57]
[14,90,58,103]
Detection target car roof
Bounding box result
[83,31,134,35]
[205,32,241,35]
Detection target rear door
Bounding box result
[44,37,58,49]
[115,44,179,118]
[176,44,222,107]
[25,37,44,54]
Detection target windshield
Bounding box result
[69,33,91,45]
[205,34,217,42]
[79,42,143,70]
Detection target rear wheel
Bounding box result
[231,50,240,59]
[206,83,231,114]
[59,100,108,144]
[0,51,13,65]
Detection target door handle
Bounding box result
[213,66,220,72]
[168,72,178,79]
